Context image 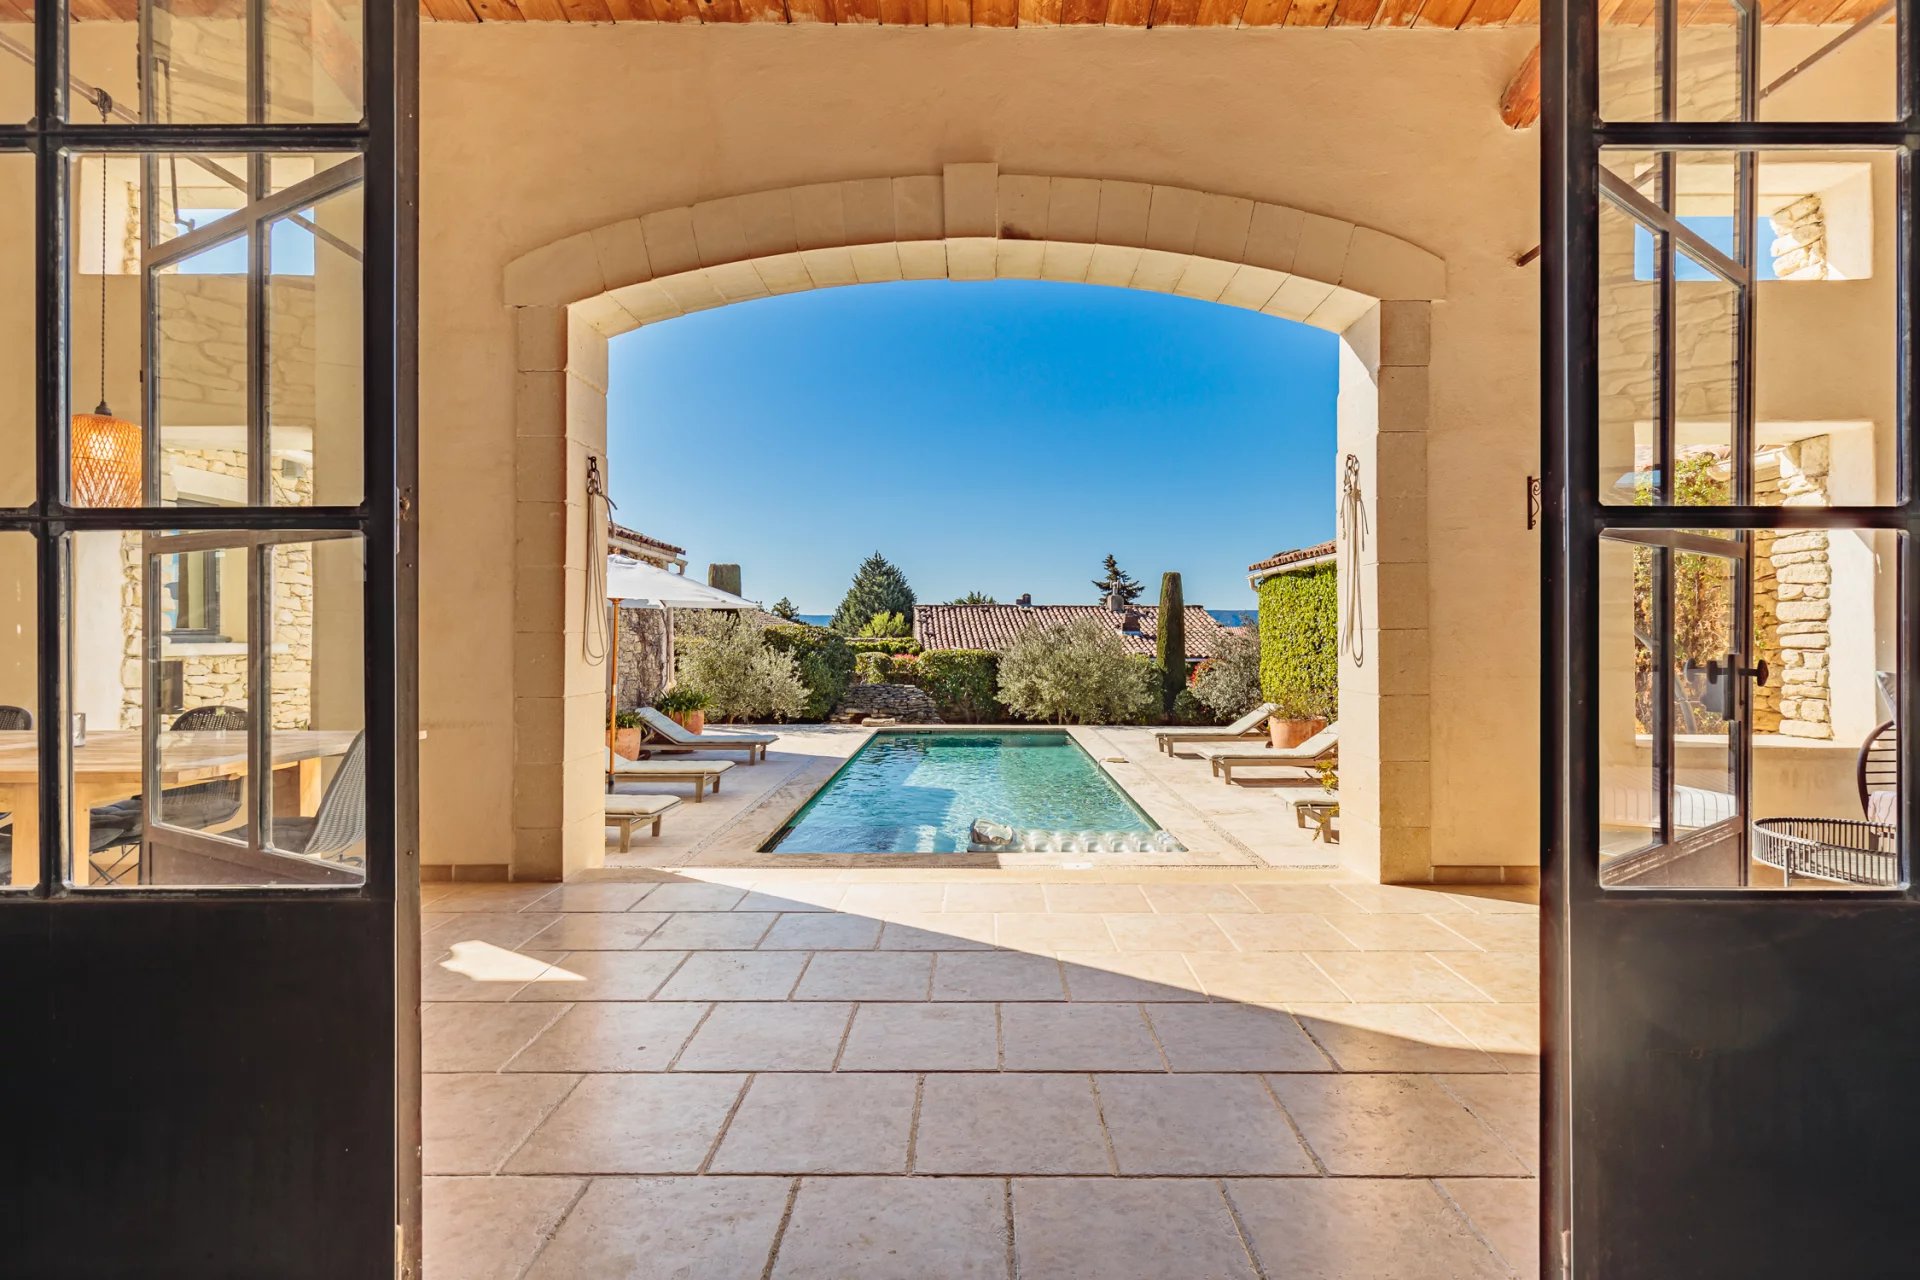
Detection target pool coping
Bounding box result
[647,725,1271,870]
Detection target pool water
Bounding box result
[766,730,1166,854]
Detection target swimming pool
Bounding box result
[764,729,1178,855]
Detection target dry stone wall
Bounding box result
[1751,439,1834,739]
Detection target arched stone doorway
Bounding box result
[503,163,1441,884]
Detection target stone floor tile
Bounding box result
[1183,952,1348,1004]
[1439,915,1539,952]
[876,913,997,950]
[1059,952,1205,1002]
[504,1073,746,1174]
[422,945,566,1002]
[1144,1003,1329,1072]
[524,912,671,951]
[709,1073,918,1174]
[423,1001,568,1072]
[506,1002,708,1073]
[1307,952,1491,1003]
[512,950,690,1002]
[1437,1074,1540,1173]
[526,883,659,913]
[771,1176,1008,1280]
[999,1002,1164,1071]
[931,952,1067,1001]
[793,951,933,1001]
[735,884,848,913]
[944,883,1048,913]
[914,1073,1112,1174]
[1042,883,1152,913]
[1453,887,1541,914]
[1288,1003,1502,1073]
[1321,913,1484,952]
[837,1002,999,1071]
[656,951,809,1001]
[1011,1178,1257,1280]
[430,883,563,912]
[839,884,948,917]
[992,912,1117,953]
[1104,913,1238,952]
[523,1176,790,1280]
[1330,884,1477,915]
[423,1072,578,1174]
[674,1001,854,1072]
[758,913,884,950]
[1432,1002,1540,1070]
[637,882,749,912]
[1141,883,1259,914]
[1225,1178,1511,1280]
[1267,1074,1526,1177]
[424,1176,583,1280]
[1236,884,1362,914]
[1438,1178,1541,1279]
[1214,913,1360,952]
[641,912,778,950]
[1096,1074,1314,1175]
[423,912,566,953]
[1432,951,1539,1003]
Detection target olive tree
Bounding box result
[998,617,1158,725]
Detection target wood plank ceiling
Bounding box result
[25,0,1896,27]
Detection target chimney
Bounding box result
[708,564,742,597]
[1105,586,1126,612]
[1017,593,1032,608]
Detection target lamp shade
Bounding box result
[69,409,142,508]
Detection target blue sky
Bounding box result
[607,279,1337,616]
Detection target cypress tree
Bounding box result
[831,552,917,633]
[1156,571,1186,718]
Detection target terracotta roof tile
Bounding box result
[913,604,1230,660]
[1247,539,1336,576]
[608,520,687,558]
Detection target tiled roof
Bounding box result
[1247,539,1336,577]
[608,520,687,558]
[913,604,1230,661]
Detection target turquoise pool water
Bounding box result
[766,730,1165,855]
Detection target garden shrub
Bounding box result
[675,613,806,723]
[765,623,855,721]
[854,651,894,684]
[845,637,922,657]
[857,610,912,638]
[1192,626,1262,721]
[1000,619,1158,725]
[912,649,1004,723]
[1257,564,1338,721]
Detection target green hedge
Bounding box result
[765,624,855,721]
[910,649,1004,723]
[846,637,922,657]
[1257,564,1338,721]
[853,651,893,684]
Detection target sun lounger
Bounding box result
[1153,703,1277,755]
[636,706,773,763]
[1198,724,1338,785]
[605,794,681,850]
[608,758,734,801]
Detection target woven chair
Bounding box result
[0,706,27,881]
[1858,719,1899,824]
[89,706,251,885]
[270,731,367,866]
[0,705,31,731]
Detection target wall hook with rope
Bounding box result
[583,455,616,666]
[1339,453,1368,667]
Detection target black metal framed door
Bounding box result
[1544,1,1920,1276]
[0,2,419,1275]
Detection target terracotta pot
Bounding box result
[608,727,643,760]
[670,710,706,734]
[1269,715,1327,750]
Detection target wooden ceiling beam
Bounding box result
[1499,40,1541,129]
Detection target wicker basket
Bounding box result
[1751,817,1898,887]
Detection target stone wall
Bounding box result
[1752,438,1834,739]
[614,607,670,711]
[834,683,943,725]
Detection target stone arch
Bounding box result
[505,164,1439,884]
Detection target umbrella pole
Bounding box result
[663,607,675,692]
[606,599,617,779]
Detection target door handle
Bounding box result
[1706,657,1770,686]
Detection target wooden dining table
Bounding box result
[0,729,359,887]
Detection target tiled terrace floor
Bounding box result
[422,870,1539,1279]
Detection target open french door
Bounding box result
[1543,1,1920,1276]
[0,1,418,1274]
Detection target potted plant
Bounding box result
[608,708,644,760]
[656,687,710,734]
[1268,696,1330,749]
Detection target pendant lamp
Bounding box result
[70,105,142,509]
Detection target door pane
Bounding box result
[0,3,27,122]
[0,532,37,890]
[264,536,365,870]
[267,182,365,507]
[70,0,364,125]
[0,152,30,508]
[1599,537,1660,862]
